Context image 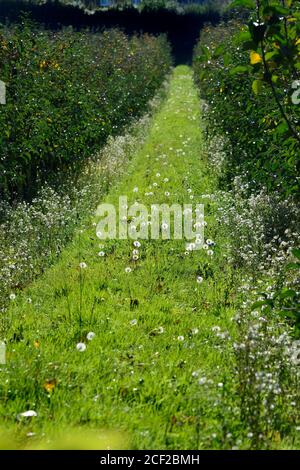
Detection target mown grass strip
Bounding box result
[1,66,238,450]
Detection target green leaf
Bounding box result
[199,70,208,81]
[251,299,273,310]
[213,45,225,58]
[278,289,296,300]
[287,262,300,270]
[265,51,278,61]
[276,121,289,135]
[231,0,255,9]
[292,248,300,260]
[263,5,290,17]
[235,30,252,44]
[223,52,232,67]
[252,79,262,95]
[229,65,250,75]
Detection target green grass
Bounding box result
[0,66,240,449]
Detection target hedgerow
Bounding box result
[0,20,171,200]
[193,1,300,197]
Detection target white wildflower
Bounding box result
[87,332,95,341]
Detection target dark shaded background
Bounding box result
[0,0,220,63]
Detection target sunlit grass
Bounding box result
[2,66,298,450]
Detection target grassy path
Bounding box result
[1,66,238,449]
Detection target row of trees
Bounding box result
[29,0,227,10]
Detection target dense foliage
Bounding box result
[193,0,300,196]
[0,22,171,200]
[193,0,300,401]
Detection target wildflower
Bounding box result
[165,191,170,197]
[212,326,221,334]
[196,276,203,284]
[130,319,137,326]
[125,267,132,273]
[217,382,224,388]
[9,293,16,301]
[207,250,214,256]
[132,249,139,255]
[43,379,56,393]
[133,241,141,248]
[163,178,169,183]
[162,222,168,230]
[87,332,95,341]
[98,251,105,257]
[133,187,138,193]
[157,326,164,334]
[27,298,32,304]
[178,335,184,341]
[186,242,196,251]
[79,262,87,269]
[198,377,207,385]
[192,328,199,335]
[195,238,203,247]
[156,172,161,177]
[132,254,139,261]
[76,342,86,352]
